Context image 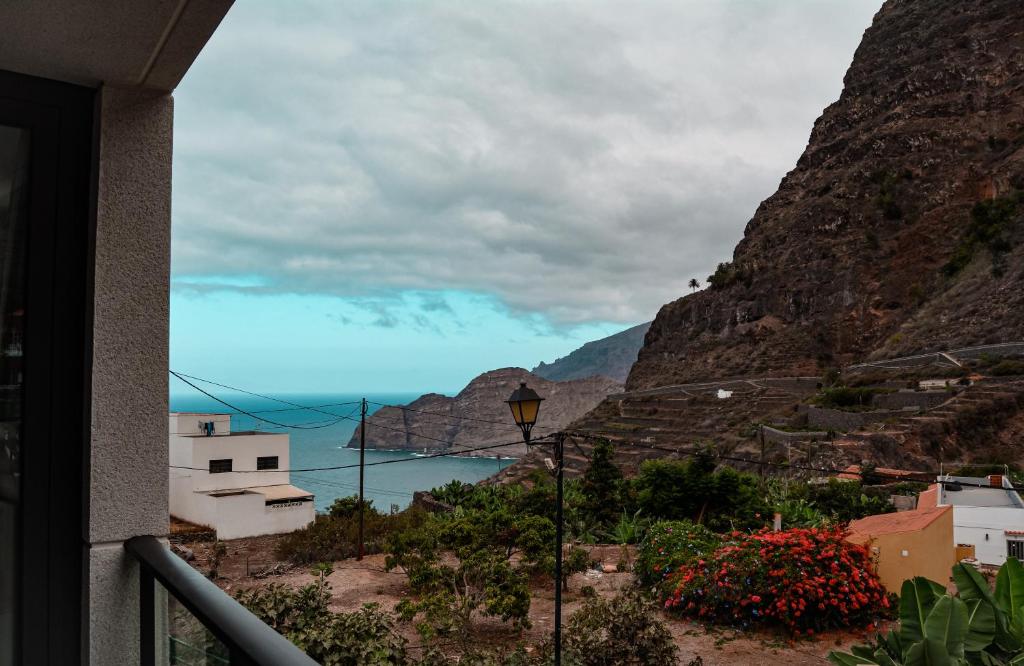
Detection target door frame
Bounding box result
[0,68,96,666]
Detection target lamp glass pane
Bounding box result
[518,399,540,425]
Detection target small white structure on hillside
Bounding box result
[923,474,1024,566]
[169,413,315,539]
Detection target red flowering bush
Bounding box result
[664,527,888,635]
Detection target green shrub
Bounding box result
[234,582,408,665]
[563,592,679,666]
[812,386,892,410]
[386,508,554,636]
[579,441,624,528]
[942,191,1022,277]
[630,452,770,531]
[275,502,427,564]
[991,359,1024,376]
[634,520,720,591]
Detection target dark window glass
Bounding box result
[256,456,278,471]
[208,459,232,474]
[1009,540,1024,561]
[0,124,29,666]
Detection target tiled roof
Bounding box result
[847,505,951,538]
[918,484,940,508]
[837,465,926,482]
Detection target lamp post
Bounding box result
[507,383,564,666]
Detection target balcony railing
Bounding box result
[127,535,318,665]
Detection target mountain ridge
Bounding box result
[627,0,1024,392]
[532,322,651,383]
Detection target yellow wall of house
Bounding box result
[850,511,955,593]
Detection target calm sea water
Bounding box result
[169,392,516,512]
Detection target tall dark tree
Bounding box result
[580,440,624,528]
[688,278,700,292]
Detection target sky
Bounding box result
[170,0,883,395]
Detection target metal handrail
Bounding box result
[126,535,318,665]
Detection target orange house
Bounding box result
[846,506,955,592]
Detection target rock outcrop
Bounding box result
[532,322,651,383]
[628,0,1024,392]
[348,368,621,456]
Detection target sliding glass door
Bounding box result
[0,120,29,666]
[0,70,94,666]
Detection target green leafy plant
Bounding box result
[234,582,408,665]
[579,441,625,529]
[829,560,1024,665]
[634,520,720,592]
[563,592,679,666]
[386,507,554,638]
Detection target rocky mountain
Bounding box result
[348,368,621,456]
[532,322,651,383]
[628,0,1024,392]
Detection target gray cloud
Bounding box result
[172,0,882,325]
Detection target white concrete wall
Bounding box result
[953,506,1024,566]
[191,433,290,492]
[210,494,314,540]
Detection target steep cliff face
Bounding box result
[628,0,1024,391]
[533,322,651,383]
[349,368,621,455]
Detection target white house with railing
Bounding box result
[923,473,1024,566]
[169,413,315,539]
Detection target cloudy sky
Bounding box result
[170,0,882,394]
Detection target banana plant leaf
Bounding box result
[904,578,954,644]
[996,560,1024,639]
[905,637,958,666]
[964,598,997,654]
[924,596,968,659]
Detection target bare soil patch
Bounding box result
[183,536,882,664]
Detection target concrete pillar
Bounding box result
[85,85,173,664]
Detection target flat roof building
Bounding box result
[169,413,315,540]
[923,475,1024,566]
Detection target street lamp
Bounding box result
[506,382,543,445]
[506,383,565,666]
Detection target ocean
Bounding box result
[169,392,517,512]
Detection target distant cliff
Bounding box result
[348,368,621,456]
[533,322,650,383]
[628,0,1024,391]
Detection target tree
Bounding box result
[386,508,555,639]
[580,441,624,528]
[688,278,700,292]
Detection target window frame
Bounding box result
[256,456,279,471]
[208,458,233,474]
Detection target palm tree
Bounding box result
[688,278,700,292]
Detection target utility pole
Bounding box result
[357,397,367,561]
[553,432,565,666]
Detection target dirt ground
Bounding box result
[182,536,884,665]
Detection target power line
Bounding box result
[561,428,1024,489]
[366,400,522,429]
[169,437,546,474]
[171,371,355,430]
[171,370,359,418]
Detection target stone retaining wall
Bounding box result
[762,425,830,444]
[412,491,454,514]
[806,406,906,431]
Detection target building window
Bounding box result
[1008,539,1024,561]
[208,459,232,474]
[257,456,279,470]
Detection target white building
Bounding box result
[169,413,315,540]
[925,474,1024,566]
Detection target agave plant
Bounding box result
[829,559,1024,665]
